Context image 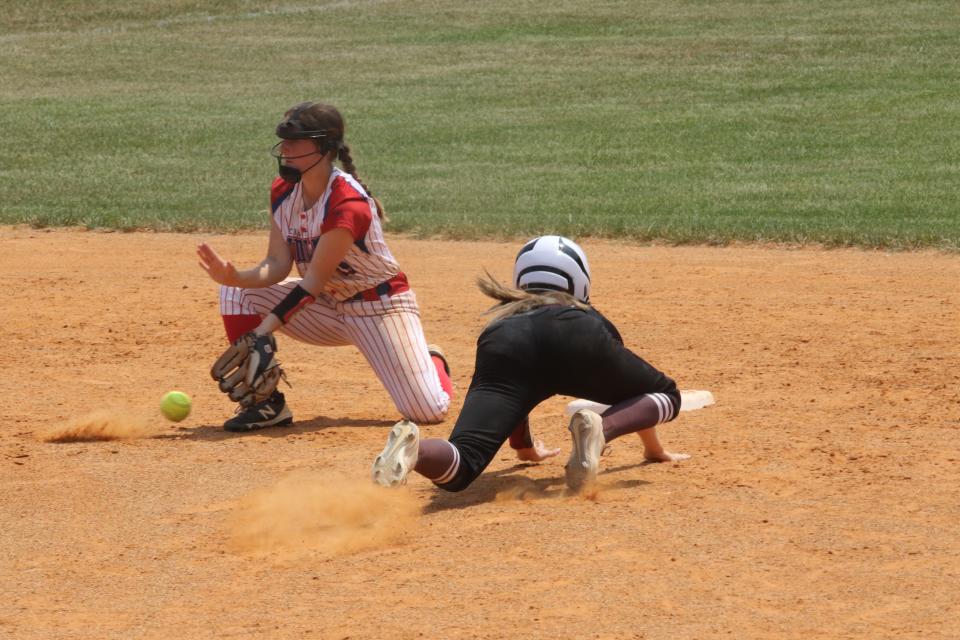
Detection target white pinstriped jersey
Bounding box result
[271,168,404,302]
[220,281,449,423]
[216,168,450,423]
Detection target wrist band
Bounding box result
[270,284,316,324]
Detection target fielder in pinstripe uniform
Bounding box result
[197,102,453,431]
[372,236,689,494]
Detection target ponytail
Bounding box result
[337,142,387,222]
[477,271,588,325]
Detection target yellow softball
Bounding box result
[160,391,192,422]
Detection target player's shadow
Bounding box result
[423,462,651,514]
[152,415,395,442]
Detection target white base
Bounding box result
[564,390,715,417]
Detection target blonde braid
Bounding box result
[337,142,387,221]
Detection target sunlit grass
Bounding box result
[1,1,958,249]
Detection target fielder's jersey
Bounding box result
[270,168,407,302]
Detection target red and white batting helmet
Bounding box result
[513,235,591,303]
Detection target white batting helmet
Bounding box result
[513,235,591,303]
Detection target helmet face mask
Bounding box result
[272,110,332,184]
[513,235,591,303]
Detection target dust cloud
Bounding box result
[39,409,155,442]
[230,471,421,558]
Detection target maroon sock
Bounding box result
[222,314,261,344]
[508,417,533,450]
[601,395,662,443]
[415,439,459,482]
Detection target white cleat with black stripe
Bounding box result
[565,409,606,493]
[372,420,420,487]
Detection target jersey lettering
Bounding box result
[272,168,401,301]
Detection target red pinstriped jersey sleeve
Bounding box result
[270,177,295,213]
[320,177,372,241]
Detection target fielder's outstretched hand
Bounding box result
[197,242,240,286]
[515,439,561,463]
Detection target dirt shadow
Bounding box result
[154,415,397,442]
[423,461,652,513]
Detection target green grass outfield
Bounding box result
[2,1,959,249]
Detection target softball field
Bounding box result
[2,227,958,639]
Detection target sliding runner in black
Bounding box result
[372,235,689,494]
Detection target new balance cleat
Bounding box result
[223,391,293,432]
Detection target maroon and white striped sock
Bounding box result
[601,393,679,442]
[415,439,460,485]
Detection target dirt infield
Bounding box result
[2,227,958,639]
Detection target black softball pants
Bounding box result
[440,306,679,492]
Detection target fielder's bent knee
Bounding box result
[400,404,447,425]
[400,396,450,425]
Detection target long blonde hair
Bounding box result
[478,271,589,324]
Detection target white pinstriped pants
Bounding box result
[220,279,450,423]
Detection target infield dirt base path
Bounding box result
[2,227,958,639]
